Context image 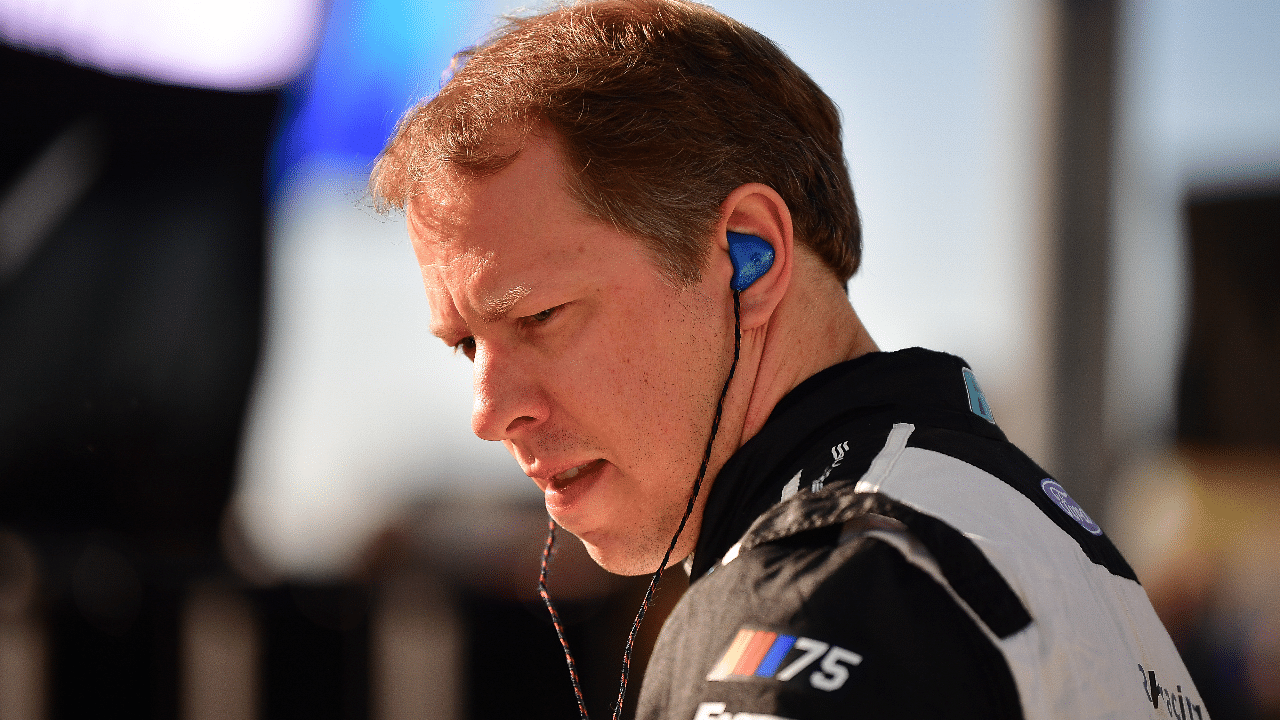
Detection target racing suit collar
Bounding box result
[689,347,1008,581]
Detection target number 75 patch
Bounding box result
[707,628,862,692]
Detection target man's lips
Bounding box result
[530,458,603,487]
[539,459,608,514]
[551,459,602,483]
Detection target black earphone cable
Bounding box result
[538,519,589,717]
[539,289,743,720]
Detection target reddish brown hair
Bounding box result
[371,0,861,284]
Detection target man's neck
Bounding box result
[737,249,878,448]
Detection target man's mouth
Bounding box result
[541,459,608,518]
[551,459,605,484]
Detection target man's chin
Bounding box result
[574,535,637,576]
[575,532,688,577]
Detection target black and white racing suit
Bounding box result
[636,348,1206,720]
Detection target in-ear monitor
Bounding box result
[727,231,775,291]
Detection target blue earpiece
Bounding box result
[727,231,775,291]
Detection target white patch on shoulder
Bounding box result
[854,423,915,494]
[720,541,743,566]
[780,470,801,502]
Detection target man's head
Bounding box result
[371,0,861,285]
[373,0,870,574]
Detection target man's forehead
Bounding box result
[406,126,544,227]
[405,172,479,244]
[412,205,539,332]
[407,132,673,331]
[407,151,579,267]
[421,251,530,338]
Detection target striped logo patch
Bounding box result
[707,628,862,692]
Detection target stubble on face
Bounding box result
[571,285,730,576]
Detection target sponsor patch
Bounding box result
[707,628,861,692]
[1040,479,1103,535]
[961,367,996,423]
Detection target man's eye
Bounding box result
[453,336,476,359]
[527,305,560,323]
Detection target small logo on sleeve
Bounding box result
[1040,479,1103,535]
[707,628,862,692]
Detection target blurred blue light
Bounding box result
[272,0,468,187]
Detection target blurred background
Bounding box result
[0,0,1276,718]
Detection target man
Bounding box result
[370,1,1206,718]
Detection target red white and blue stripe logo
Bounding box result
[707,628,862,692]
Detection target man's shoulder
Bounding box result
[640,417,1119,720]
[726,416,1136,590]
[639,477,1025,720]
[641,419,1207,720]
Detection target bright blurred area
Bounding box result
[1,0,1277,718]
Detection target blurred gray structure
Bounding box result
[1045,0,1121,517]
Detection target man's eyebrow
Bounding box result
[429,284,533,340]
[478,284,531,322]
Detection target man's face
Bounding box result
[409,135,734,575]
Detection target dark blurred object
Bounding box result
[1179,186,1280,448]
[1155,180,1280,720]
[361,496,687,720]
[0,44,274,718]
[0,42,270,549]
[256,584,371,720]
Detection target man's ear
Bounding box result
[716,183,793,330]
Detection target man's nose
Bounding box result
[470,342,546,441]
